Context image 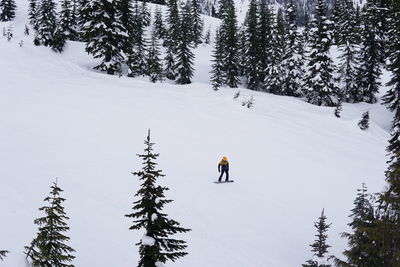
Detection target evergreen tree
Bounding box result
[118,0,134,38]
[220,0,240,88]
[303,9,311,43]
[125,131,190,266]
[338,41,360,102]
[303,209,332,267]
[127,0,147,77]
[59,0,77,41]
[333,184,383,266]
[24,181,75,267]
[190,0,204,46]
[35,0,66,52]
[334,99,342,118]
[147,29,163,83]
[204,27,211,44]
[356,4,382,104]
[0,0,16,21]
[175,5,195,84]
[154,6,166,40]
[303,0,338,106]
[282,0,304,96]
[257,0,273,84]
[77,0,90,41]
[28,0,38,29]
[244,0,260,90]
[164,44,176,80]
[330,0,343,45]
[83,0,128,75]
[0,250,9,261]
[141,1,151,27]
[210,29,225,90]
[164,0,179,80]
[264,19,284,95]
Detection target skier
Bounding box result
[218,156,230,182]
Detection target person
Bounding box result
[218,156,229,182]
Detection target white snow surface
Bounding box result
[0,1,394,267]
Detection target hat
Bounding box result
[222,156,227,161]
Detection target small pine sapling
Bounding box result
[18,40,23,47]
[24,180,75,267]
[233,91,240,99]
[334,100,343,118]
[242,96,254,109]
[0,250,9,261]
[6,25,12,41]
[204,27,211,44]
[358,111,369,130]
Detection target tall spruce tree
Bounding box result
[154,6,166,40]
[356,3,382,104]
[338,40,360,102]
[175,4,195,84]
[125,131,190,266]
[35,0,66,52]
[0,0,16,21]
[330,0,343,45]
[333,184,384,266]
[147,29,164,83]
[220,0,240,88]
[164,0,180,80]
[127,0,147,77]
[190,0,204,46]
[282,0,304,96]
[303,9,311,43]
[377,3,400,264]
[59,0,77,41]
[28,0,38,29]
[210,29,225,90]
[83,0,128,75]
[0,250,9,261]
[24,180,75,267]
[77,0,90,41]
[303,0,338,106]
[244,0,261,90]
[257,0,273,84]
[303,209,332,267]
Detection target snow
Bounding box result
[0,1,394,267]
[141,235,156,246]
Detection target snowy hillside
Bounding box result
[0,1,393,267]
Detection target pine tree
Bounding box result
[125,131,190,266]
[303,209,332,267]
[0,0,16,21]
[334,99,342,118]
[303,0,338,106]
[190,0,204,46]
[147,29,163,83]
[303,9,311,43]
[358,111,370,130]
[77,0,90,41]
[35,0,66,52]
[257,0,273,84]
[330,0,343,45]
[333,184,383,266]
[154,6,166,40]
[210,29,225,90]
[83,0,128,75]
[24,180,75,267]
[338,41,360,102]
[175,5,195,84]
[204,27,211,44]
[141,1,151,27]
[244,0,261,90]
[220,0,240,88]
[282,0,304,96]
[356,4,382,104]
[164,0,180,80]
[0,250,9,261]
[59,0,77,41]
[28,0,38,29]
[127,0,147,77]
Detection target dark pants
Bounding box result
[218,170,229,182]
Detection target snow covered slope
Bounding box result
[0,2,393,267]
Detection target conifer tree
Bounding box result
[257,0,273,84]
[154,6,166,40]
[190,0,204,46]
[175,5,195,84]
[141,1,151,27]
[0,0,16,21]
[118,0,134,38]
[127,0,147,77]
[210,29,225,90]
[35,0,66,52]
[0,250,9,261]
[125,131,190,267]
[204,27,211,44]
[164,44,176,80]
[303,209,332,267]
[282,0,304,96]
[330,0,343,45]
[220,0,240,88]
[24,180,75,267]
[334,99,342,118]
[303,9,311,43]
[77,0,90,41]
[338,40,360,102]
[59,0,77,41]
[244,0,261,90]
[147,29,163,83]
[28,0,38,29]
[356,4,382,104]
[333,184,383,266]
[83,0,128,75]
[164,0,180,80]
[303,0,338,106]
